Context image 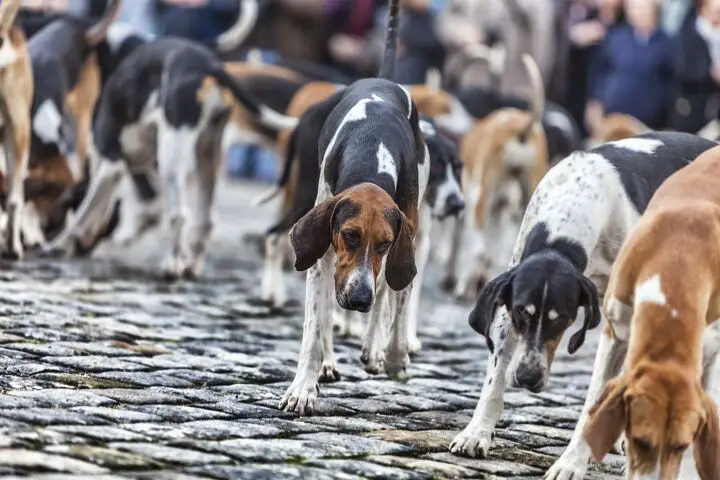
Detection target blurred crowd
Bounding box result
[23,0,720,179]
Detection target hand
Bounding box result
[162,0,209,6]
[584,100,604,135]
[329,34,364,63]
[712,66,720,86]
[570,20,606,46]
[401,0,429,11]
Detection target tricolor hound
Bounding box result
[278,0,431,415]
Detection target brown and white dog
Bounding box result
[583,145,720,479]
[278,0,431,415]
[587,113,652,149]
[0,0,33,259]
[448,54,548,301]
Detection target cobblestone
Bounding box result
[0,179,622,478]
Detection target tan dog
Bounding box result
[584,145,720,479]
[0,0,33,258]
[587,113,652,149]
[450,54,549,300]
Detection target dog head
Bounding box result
[290,182,416,312]
[584,363,720,479]
[419,117,464,219]
[468,249,601,392]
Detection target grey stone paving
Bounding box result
[0,178,623,479]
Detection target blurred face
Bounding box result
[625,0,659,32]
[701,0,720,28]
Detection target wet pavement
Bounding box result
[0,178,623,479]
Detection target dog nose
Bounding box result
[445,194,465,216]
[347,284,373,312]
[515,365,544,391]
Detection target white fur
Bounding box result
[32,99,62,145]
[431,163,463,217]
[607,138,663,155]
[399,85,412,119]
[0,32,18,69]
[547,309,558,320]
[526,304,536,315]
[634,274,667,307]
[322,96,384,165]
[418,119,436,137]
[377,142,398,189]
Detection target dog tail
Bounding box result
[251,127,297,206]
[377,0,400,80]
[203,0,259,54]
[518,53,545,142]
[207,66,298,131]
[85,0,123,46]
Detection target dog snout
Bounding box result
[347,283,373,312]
[514,363,546,392]
[445,194,465,216]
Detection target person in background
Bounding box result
[669,0,720,133]
[436,0,556,99]
[154,0,239,43]
[585,0,673,133]
[565,0,623,137]
[393,0,447,84]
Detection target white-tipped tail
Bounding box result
[215,0,259,53]
[425,68,442,90]
[259,106,299,131]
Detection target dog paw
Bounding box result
[360,348,384,375]
[544,449,589,480]
[449,427,493,458]
[279,380,319,416]
[1,246,22,261]
[383,351,409,378]
[319,362,341,383]
[408,335,422,355]
[159,255,187,281]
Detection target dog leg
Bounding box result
[20,201,45,249]
[450,314,516,457]
[111,176,158,246]
[157,126,196,280]
[408,212,431,354]
[361,281,389,374]
[43,159,126,255]
[384,284,412,377]
[441,215,464,292]
[280,250,334,415]
[2,117,30,259]
[260,233,286,308]
[319,304,341,383]
[545,322,628,480]
[184,156,218,279]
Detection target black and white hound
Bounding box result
[278,0,431,415]
[446,132,717,480]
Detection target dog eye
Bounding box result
[669,444,689,454]
[342,231,360,250]
[632,438,653,452]
[376,241,392,254]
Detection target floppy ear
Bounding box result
[568,274,602,354]
[583,376,628,462]
[694,393,720,480]
[468,267,516,353]
[385,208,417,291]
[289,196,341,271]
[0,0,19,34]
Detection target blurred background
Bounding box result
[22,0,720,182]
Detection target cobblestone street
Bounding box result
[0,178,623,479]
